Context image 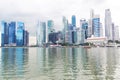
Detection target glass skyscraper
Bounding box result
[93,17,100,37]
[71,15,77,44]
[72,15,76,27]
[1,21,29,47]
[47,20,54,33]
[1,21,8,46]
[80,19,88,39]
[8,22,16,45]
[16,22,24,46]
[24,30,29,46]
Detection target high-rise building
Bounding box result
[62,16,68,43]
[16,22,24,46]
[8,22,16,46]
[67,24,73,44]
[112,23,119,41]
[47,20,54,33]
[48,32,58,44]
[100,23,104,37]
[71,15,76,27]
[80,19,88,39]
[112,23,115,41]
[93,15,100,37]
[105,9,112,40]
[47,20,54,43]
[1,21,8,46]
[71,15,77,44]
[24,30,29,46]
[89,9,94,36]
[76,28,85,44]
[37,22,46,46]
[114,26,119,40]
[88,19,92,37]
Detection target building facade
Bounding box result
[93,16,100,37]
[71,15,76,27]
[8,22,16,46]
[105,9,112,40]
[37,22,46,46]
[80,19,88,39]
[16,22,24,46]
[1,21,8,46]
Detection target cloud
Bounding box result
[0,0,119,37]
[82,0,106,5]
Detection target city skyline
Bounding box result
[0,0,120,36]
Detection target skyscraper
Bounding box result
[8,22,16,46]
[71,15,77,44]
[93,15,100,37]
[47,20,54,43]
[1,21,8,46]
[71,15,76,27]
[100,23,104,37]
[105,9,112,40]
[16,22,24,46]
[89,9,94,37]
[37,22,46,46]
[67,24,73,44]
[24,30,29,46]
[47,20,54,33]
[62,16,68,43]
[80,19,88,39]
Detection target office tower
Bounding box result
[43,22,46,43]
[48,32,58,44]
[8,22,16,46]
[71,15,77,44]
[67,24,73,44]
[112,23,119,41]
[47,20,54,43]
[114,26,119,40]
[16,22,24,46]
[112,23,115,41]
[37,22,46,46]
[100,23,104,37]
[93,15,100,37]
[1,21,8,46]
[62,16,68,43]
[76,28,82,44]
[71,15,76,27]
[105,9,112,40]
[88,19,92,37]
[47,20,54,33]
[24,30,29,46]
[57,31,63,43]
[89,9,94,36]
[80,19,88,39]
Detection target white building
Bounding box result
[36,21,46,46]
[86,36,107,45]
[114,26,119,40]
[29,36,37,46]
[105,9,112,40]
[100,23,104,37]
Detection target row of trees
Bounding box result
[108,40,120,44]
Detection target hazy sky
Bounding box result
[0,0,120,36]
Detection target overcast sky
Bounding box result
[0,0,120,36]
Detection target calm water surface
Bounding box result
[0,47,120,80]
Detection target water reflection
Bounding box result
[0,47,120,80]
[1,48,28,80]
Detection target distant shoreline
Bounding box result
[0,45,120,48]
